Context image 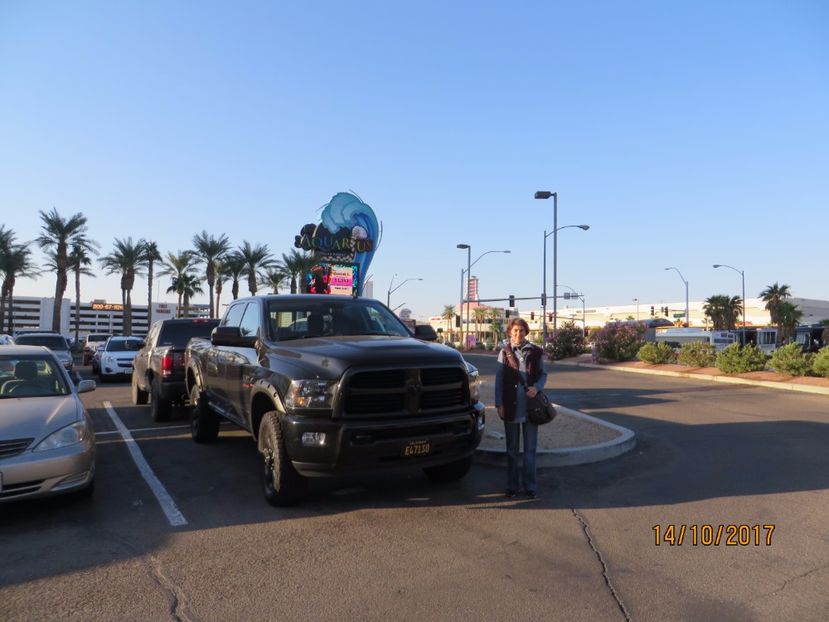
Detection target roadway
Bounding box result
[1,360,827,621]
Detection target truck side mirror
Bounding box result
[413,325,438,342]
[212,326,257,348]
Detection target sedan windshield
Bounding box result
[0,356,71,399]
[15,335,69,351]
[268,299,411,341]
[105,339,143,352]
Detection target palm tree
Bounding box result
[473,307,488,345]
[703,294,743,330]
[262,268,291,294]
[36,208,91,331]
[777,301,803,344]
[220,253,248,302]
[441,305,456,342]
[0,226,18,333]
[99,238,146,335]
[191,231,231,318]
[279,249,316,294]
[1,243,39,335]
[487,307,501,345]
[236,241,275,296]
[759,283,792,344]
[167,273,203,318]
[140,240,163,330]
[66,243,97,345]
[158,251,198,317]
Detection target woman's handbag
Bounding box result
[527,389,557,425]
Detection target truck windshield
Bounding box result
[268,300,411,341]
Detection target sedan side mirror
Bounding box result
[77,379,96,393]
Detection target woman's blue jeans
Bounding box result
[504,420,538,493]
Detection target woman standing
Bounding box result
[495,317,548,498]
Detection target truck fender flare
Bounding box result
[249,381,285,440]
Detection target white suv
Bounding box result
[83,334,112,365]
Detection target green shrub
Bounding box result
[767,343,811,376]
[677,341,717,367]
[637,342,677,364]
[811,346,829,378]
[716,343,768,374]
[590,322,646,362]
[545,321,587,360]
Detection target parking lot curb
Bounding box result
[553,360,829,396]
[475,406,637,468]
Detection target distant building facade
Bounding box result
[3,296,210,338]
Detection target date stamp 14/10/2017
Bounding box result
[653,524,776,546]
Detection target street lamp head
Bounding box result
[712,264,721,268]
[577,225,590,230]
[456,243,470,249]
[534,191,555,200]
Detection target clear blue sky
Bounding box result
[2,1,827,320]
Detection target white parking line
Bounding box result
[102,401,188,527]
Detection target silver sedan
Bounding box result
[0,346,96,502]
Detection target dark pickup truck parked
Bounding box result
[186,294,485,506]
[131,318,220,421]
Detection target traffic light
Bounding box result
[455,315,460,327]
[530,312,535,320]
[541,292,547,306]
[650,306,655,317]
[508,295,515,307]
[505,310,510,318]
[548,313,553,322]
[663,306,669,316]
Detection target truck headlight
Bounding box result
[34,420,91,452]
[468,368,480,403]
[285,379,337,410]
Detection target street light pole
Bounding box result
[387,276,423,309]
[664,267,689,327]
[457,244,471,349]
[541,223,589,341]
[633,298,639,320]
[455,247,510,349]
[713,264,746,334]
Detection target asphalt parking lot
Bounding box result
[1,362,827,621]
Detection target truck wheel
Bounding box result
[131,372,149,405]
[150,382,172,422]
[424,456,473,483]
[259,411,306,506]
[190,384,219,443]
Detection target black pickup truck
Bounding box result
[131,318,220,421]
[186,294,485,506]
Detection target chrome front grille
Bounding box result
[342,367,467,417]
[0,438,34,459]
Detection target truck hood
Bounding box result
[267,336,467,378]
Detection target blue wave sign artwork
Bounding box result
[294,192,382,296]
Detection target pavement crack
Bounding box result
[571,508,631,621]
[771,563,829,595]
[146,554,194,622]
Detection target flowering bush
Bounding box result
[767,343,812,376]
[677,342,717,367]
[545,321,587,360]
[716,343,768,374]
[637,342,677,364]
[812,346,829,378]
[590,322,646,362]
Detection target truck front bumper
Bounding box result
[283,402,486,477]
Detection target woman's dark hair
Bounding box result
[507,317,530,334]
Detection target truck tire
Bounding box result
[150,382,172,422]
[131,372,149,405]
[259,411,306,506]
[190,384,219,443]
[423,456,473,483]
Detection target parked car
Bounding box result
[98,336,144,382]
[91,344,106,375]
[132,318,221,421]
[0,334,16,346]
[82,333,112,365]
[0,346,96,502]
[13,332,75,378]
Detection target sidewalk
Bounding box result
[474,376,637,467]
[553,353,829,396]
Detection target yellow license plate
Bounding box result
[403,440,431,457]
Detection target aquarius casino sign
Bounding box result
[294,192,381,297]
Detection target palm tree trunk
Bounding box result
[147,260,154,329]
[125,289,132,336]
[0,283,7,333]
[7,277,16,334]
[74,268,81,345]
